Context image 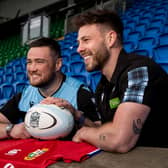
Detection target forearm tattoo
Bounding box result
[133,118,143,134]
[99,134,106,142]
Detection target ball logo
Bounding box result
[29,112,40,128]
[29,111,57,129]
[3,163,15,168]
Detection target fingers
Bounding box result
[10,123,32,139]
[72,130,83,143]
[40,97,76,114]
[40,97,67,106]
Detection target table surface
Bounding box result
[48,147,168,168]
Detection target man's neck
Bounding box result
[102,47,122,82]
[39,72,63,97]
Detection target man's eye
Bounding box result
[36,60,45,63]
[84,39,89,42]
[26,61,31,64]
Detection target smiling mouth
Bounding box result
[84,56,91,60]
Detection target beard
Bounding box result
[85,44,110,72]
[28,71,56,88]
[97,45,110,70]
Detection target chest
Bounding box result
[97,82,122,123]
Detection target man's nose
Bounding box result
[77,43,84,54]
[27,62,37,71]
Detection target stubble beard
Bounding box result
[29,72,56,88]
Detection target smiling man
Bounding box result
[0,37,99,140]
[72,9,168,153]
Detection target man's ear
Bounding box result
[106,30,117,48]
[56,58,62,71]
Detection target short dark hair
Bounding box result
[73,9,123,42]
[29,37,61,58]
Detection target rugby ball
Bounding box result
[24,104,74,140]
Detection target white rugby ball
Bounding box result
[24,104,74,140]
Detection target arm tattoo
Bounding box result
[99,134,106,142]
[133,118,143,134]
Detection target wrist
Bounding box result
[5,123,14,138]
[75,111,85,126]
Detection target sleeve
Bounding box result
[119,65,168,108]
[121,66,149,104]
[77,86,100,121]
[0,93,26,124]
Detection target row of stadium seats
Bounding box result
[0,81,29,108]
[121,0,168,73]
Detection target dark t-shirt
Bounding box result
[96,49,168,147]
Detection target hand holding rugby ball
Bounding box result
[24,104,74,140]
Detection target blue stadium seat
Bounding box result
[134,49,150,57]
[144,27,160,39]
[0,76,3,84]
[12,58,22,66]
[159,33,168,45]
[14,71,27,82]
[4,65,13,75]
[159,64,168,74]
[131,14,140,25]
[61,54,70,65]
[137,37,157,57]
[70,52,83,62]
[154,13,167,23]
[13,64,23,72]
[153,45,168,64]
[127,31,141,48]
[123,41,135,53]
[162,24,168,33]
[150,19,164,32]
[13,81,29,94]
[61,47,71,57]
[123,27,132,41]
[155,7,168,16]
[138,16,151,27]
[19,57,27,70]
[0,67,4,76]
[20,57,27,65]
[140,11,153,20]
[61,64,70,74]
[136,23,147,36]
[70,61,86,74]
[3,73,14,83]
[126,20,136,31]
[0,98,8,109]
[0,83,15,99]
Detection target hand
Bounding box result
[72,126,97,143]
[10,122,31,139]
[40,97,76,115]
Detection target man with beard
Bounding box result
[72,9,168,152]
[0,37,99,139]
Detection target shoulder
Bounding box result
[64,76,84,86]
[64,76,91,92]
[22,85,37,93]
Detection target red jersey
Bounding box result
[0,139,100,168]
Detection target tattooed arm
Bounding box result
[73,102,150,153]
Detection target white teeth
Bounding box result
[84,56,91,60]
[31,74,39,78]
